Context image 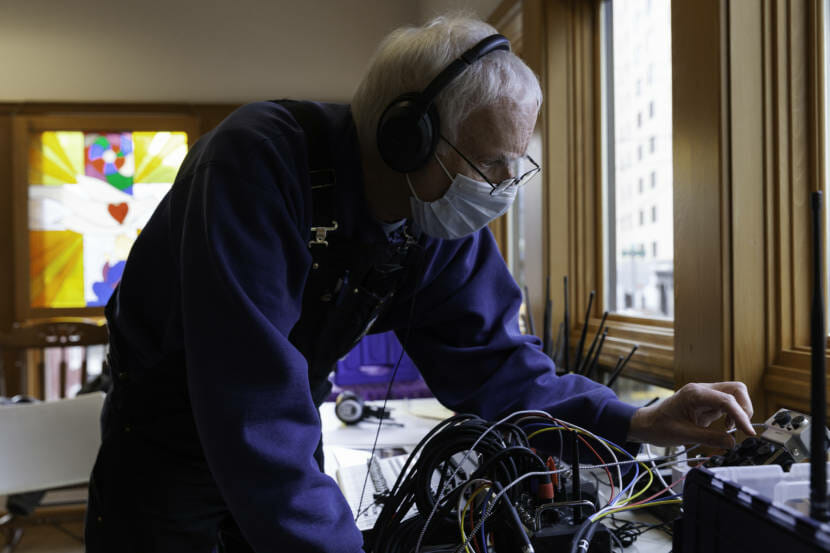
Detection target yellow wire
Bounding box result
[460,485,490,553]
[526,426,654,506]
[591,498,682,521]
[621,458,654,505]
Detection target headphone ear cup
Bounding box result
[335,391,365,425]
[377,93,440,173]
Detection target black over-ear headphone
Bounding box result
[335,390,391,425]
[376,34,511,174]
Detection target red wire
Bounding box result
[575,433,615,501]
[470,493,480,553]
[516,414,617,503]
[629,472,688,506]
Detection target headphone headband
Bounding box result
[419,34,511,111]
[376,33,511,173]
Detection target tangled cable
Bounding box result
[366,413,546,553]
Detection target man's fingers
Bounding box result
[709,381,754,419]
[677,421,735,450]
[710,390,755,436]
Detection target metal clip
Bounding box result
[308,220,338,247]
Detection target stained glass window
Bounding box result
[27,130,187,308]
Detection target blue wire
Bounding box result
[480,488,493,553]
[519,420,640,506]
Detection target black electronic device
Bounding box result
[376,34,510,173]
[705,408,829,471]
[334,391,392,425]
[677,466,830,553]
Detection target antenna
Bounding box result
[574,291,595,372]
[563,276,570,372]
[524,285,536,337]
[809,191,829,522]
[577,311,608,375]
[543,276,552,358]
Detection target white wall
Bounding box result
[0,0,418,103]
[418,0,504,21]
[0,0,503,105]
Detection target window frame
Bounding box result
[760,0,829,414]
[11,113,199,323]
[518,0,675,387]
[518,0,827,403]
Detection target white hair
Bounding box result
[351,14,542,156]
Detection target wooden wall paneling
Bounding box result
[0,113,13,394]
[0,114,11,333]
[489,0,523,53]
[11,116,30,326]
[729,0,768,417]
[520,0,549,338]
[672,0,731,387]
[789,0,813,352]
[524,0,569,338]
[488,0,524,260]
[573,0,599,331]
[763,0,829,411]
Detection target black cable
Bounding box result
[577,310,607,375]
[584,328,608,381]
[573,291,595,372]
[606,345,638,388]
[356,239,424,523]
[569,517,600,553]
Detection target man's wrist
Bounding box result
[626,406,654,443]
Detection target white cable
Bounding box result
[512,414,626,505]
[644,443,671,492]
[414,409,546,553]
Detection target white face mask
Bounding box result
[406,154,517,240]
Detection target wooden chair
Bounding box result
[0,318,109,552]
[0,317,109,400]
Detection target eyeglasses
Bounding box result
[440,135,541,196]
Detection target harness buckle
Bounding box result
[308,220,338,247]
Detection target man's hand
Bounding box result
[626,382,755,449]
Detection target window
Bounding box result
[603,0,674,319]
[27,130,187,308]
[637,112,642,127]
[11,114,198,320]
[638,177,644,193]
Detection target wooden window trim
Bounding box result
[11,112,200,323]
[519,0,675,388]
[755,0,827,413]
[670,0,828,418]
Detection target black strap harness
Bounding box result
[274,100,423,405]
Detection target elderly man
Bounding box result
[85,15,753,553]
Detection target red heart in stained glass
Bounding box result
[108,203,128,224]
[115,157,125,170]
